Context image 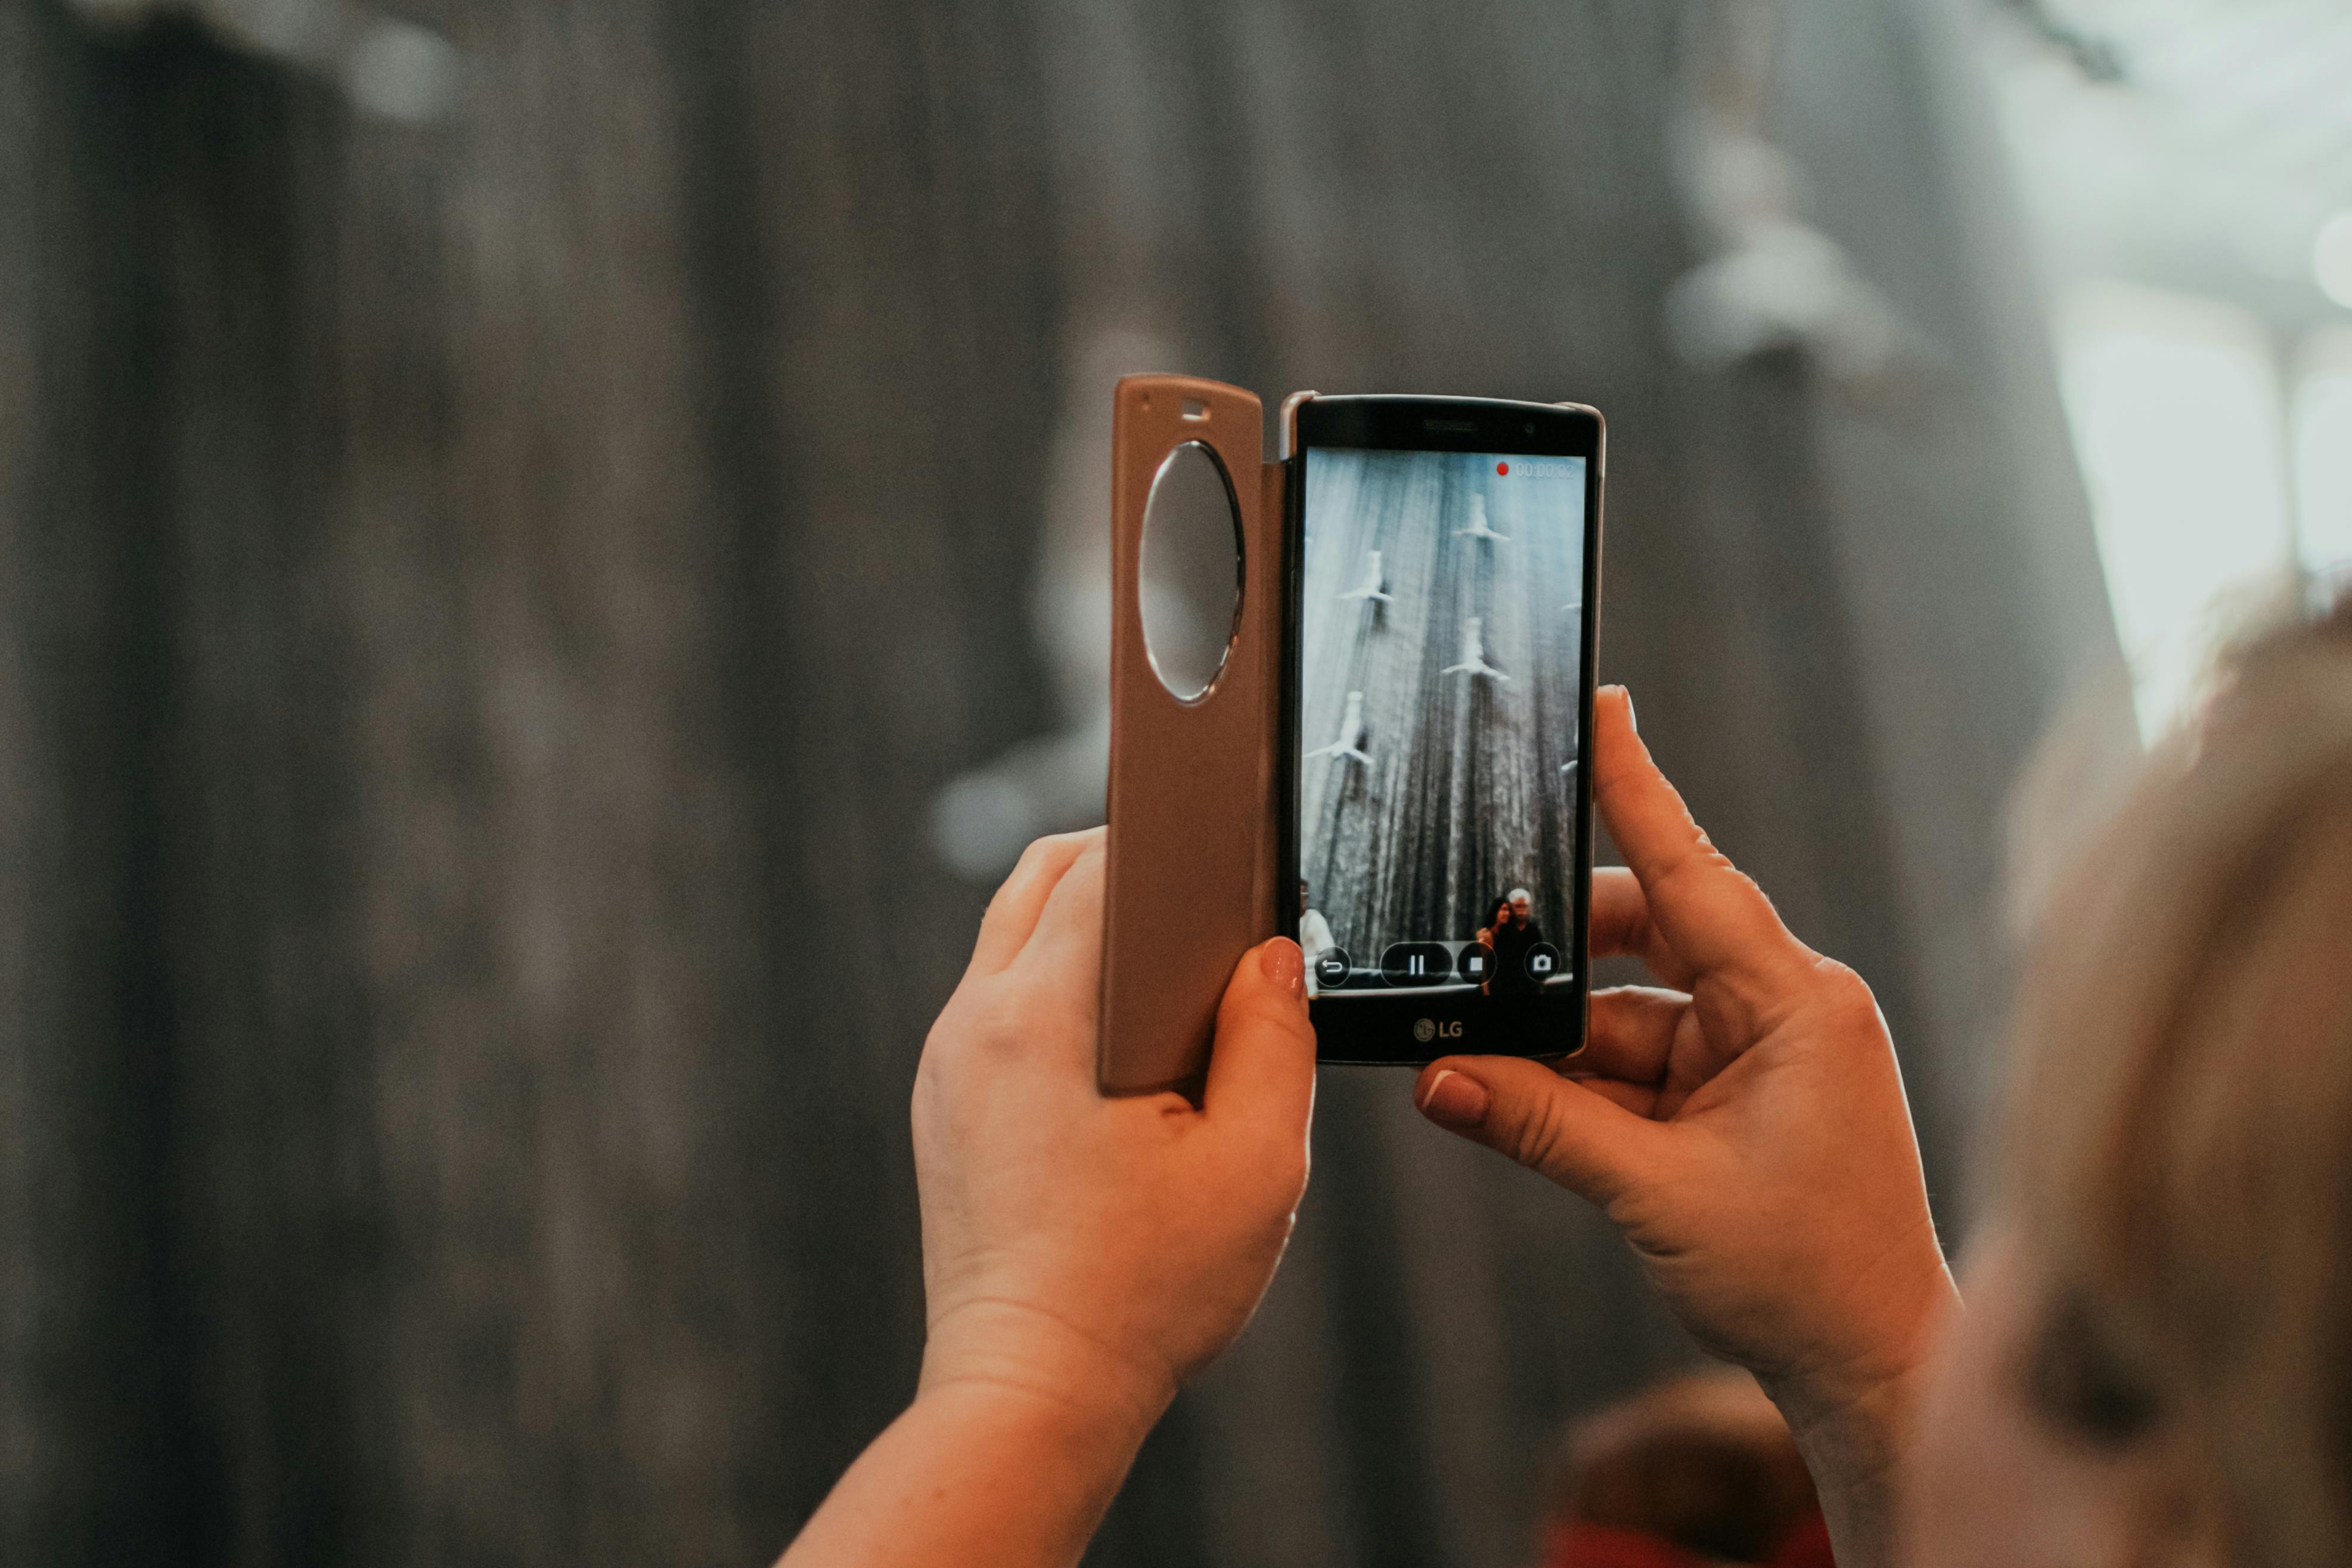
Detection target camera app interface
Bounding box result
[1297,446,1588,1005]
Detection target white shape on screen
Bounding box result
[1442,617,1508,681]
[1339,549,1395,603]
[1455,493,1510,543]
[1307,689,1373,765]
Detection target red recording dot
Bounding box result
[1496,461,1509,476]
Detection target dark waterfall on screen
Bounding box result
[1299,451,1584,959]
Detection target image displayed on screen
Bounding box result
[1297,446,1588,999]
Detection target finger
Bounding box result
[1569,1074,1663,1118]
[1591,687,1811,984]
[1573,985,1690,1091]
[1588,868,1696,989]
[1004,837,1110,1067]
[1413,1054,1667,1205]
[967,828,1102,978]
[1202,939,1318,1150]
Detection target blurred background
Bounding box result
[1,0,2344,1564]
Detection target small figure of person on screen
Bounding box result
[1471,894,1510,952]
[1490,886,1544,992]
[1470,893,1513,994]
[1298,880,1336,994]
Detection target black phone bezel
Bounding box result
[1283,395,1604,1067]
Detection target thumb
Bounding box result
[1414,1056,1664,1204]
[1202,939,1318,1141]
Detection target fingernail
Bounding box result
[1416,1069,1490,1128]
[1261,937,1304,998]
[1620,687,1637,732]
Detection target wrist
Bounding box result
[1768,1355,1934,1568]
[1768,1349,1934,1485]
[919,1296,1177,1457]
[1760,1272,1959,1568]
[783,1319,1166,1568]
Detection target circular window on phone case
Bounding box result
[1138,440,1244,703]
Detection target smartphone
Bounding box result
[1283,395,1603,1064]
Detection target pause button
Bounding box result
[1380,942,1455,988]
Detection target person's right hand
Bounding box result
[1414,687,1958,1455]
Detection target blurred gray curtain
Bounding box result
[0,2,2118,1566]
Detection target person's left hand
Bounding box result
[913,827,1318,1442]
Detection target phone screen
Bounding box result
[1293,401,1599,1061]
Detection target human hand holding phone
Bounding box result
[914,826,1317,1419]
[1413,687,1959,1568]
[783,828,1316,1568]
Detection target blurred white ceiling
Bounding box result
[1984,0,2352,329]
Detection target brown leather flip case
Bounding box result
[1100,375,1293,1095]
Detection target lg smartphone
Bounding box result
[1283,395,1604,1064]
